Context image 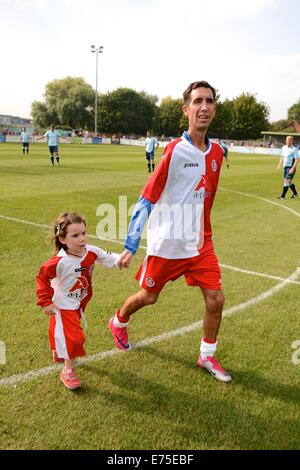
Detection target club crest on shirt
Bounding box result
[68,276,89,299]
[212,160,217,172]
[145,276,155,288]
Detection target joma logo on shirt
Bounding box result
[184,162,199,168]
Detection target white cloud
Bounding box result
[150,0,279,22]
[0,0,296,122]
[199,0,278,17]
[205,51,300,120]
[4,0,48,8]
[251,53,300,120]
[34,0,47,8]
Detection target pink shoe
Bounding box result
[197,355,232,383]
[109,316,131,351]
[60,368,81,389]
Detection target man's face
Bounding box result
[182,87,216,132]
[286,136,293,146]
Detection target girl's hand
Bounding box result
[119,250,133,269]
[42,304,56,315]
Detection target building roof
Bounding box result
[0,114,32,125]
[261,131,300,137]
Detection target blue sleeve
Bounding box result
[124,196,153,255]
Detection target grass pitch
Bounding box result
[0,142,300,450]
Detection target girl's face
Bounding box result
[59,222,87,255]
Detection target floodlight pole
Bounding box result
[91,45,104,135]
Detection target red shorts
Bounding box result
[136,245,222,293]
[49,308,85,361]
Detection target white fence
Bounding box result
[5,135,71,143]
[229,145,282,156]
[118,140,288,156]
[3,135,299,156]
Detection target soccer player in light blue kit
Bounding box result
[20,127,30,155]
[37,124,65,166]
[145,130,159,173]
[277,135,299,199]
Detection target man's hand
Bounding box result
[42,304,56,315]
[119,249,133,269]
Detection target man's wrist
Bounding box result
[124,245,135,256]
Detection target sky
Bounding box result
[1,0,300,122]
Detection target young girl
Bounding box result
[36,212,122,390]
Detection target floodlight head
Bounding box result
[91,45,95,52]
[99,46,104,53]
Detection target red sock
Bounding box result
[202,337,217,344]
[116,309,130,323]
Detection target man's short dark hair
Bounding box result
[183,81,216,104]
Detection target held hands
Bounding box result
[42,304,57,315]
[117,249,133,269]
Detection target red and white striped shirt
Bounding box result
[36,244,120,311]
[141,136,223,259]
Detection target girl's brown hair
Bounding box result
[53,212,86,253]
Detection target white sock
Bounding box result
[113,314,128,328]
[200,338,218,360]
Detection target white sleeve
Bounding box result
[92,245,120,268]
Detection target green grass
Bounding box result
[0,142,300,450]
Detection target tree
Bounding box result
[288,99,300,122]
[98,88,157,135]
[153,97,183,137]
[31,101,58,129]
[269,119,289,131]
[229,93,270,140]
[31,77,95,129]
[210,99,234,139]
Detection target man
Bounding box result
[36,124,65,166]
[20,127,30,155]
[219,140,229,168]
[145,130,159,173]
[109,81,231,383]
[277,135,299,199]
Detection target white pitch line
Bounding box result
[0,213,139,248]
[0,213,295,284]
[219,187,300,218]
[1,267,299,388]
[0,215,50,230]
[220,263,300,286]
